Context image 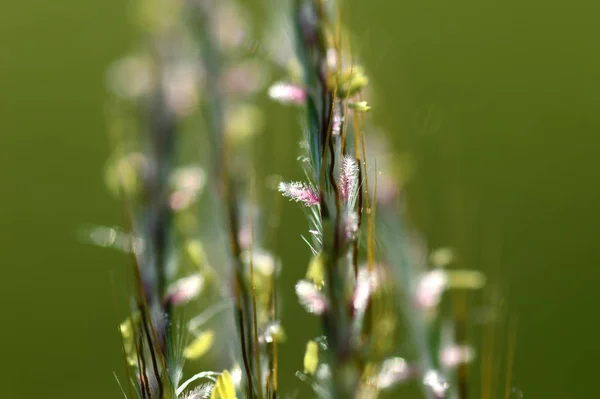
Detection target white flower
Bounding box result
[439,344,474,368]
[415,270,448,309]
[295,280,328,315]
[377,357,411,389]
[268,82,306,105]
[423,370,449,397]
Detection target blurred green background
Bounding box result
[1,0,598,398]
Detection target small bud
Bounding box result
[329,66,369,98]
[303,340,319,376]
[306,253,325,287]
[348,101,371,112]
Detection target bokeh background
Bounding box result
[1,0,599,398]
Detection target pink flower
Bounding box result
[278,181,319,207]
[268,82,307,105]
[165,274,204,306]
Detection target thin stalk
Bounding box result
[225,174,256,398]
[188,3,256,396]
[110,276,136,399]
[137,334,151,399]
[118,183,169,395]
[357,104,374,272]
[249,175,264,399]
[293,1,366,395]
[139,303,164,398]
[352,104,363,281]
[268,245,279,399]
